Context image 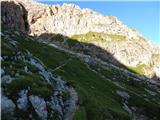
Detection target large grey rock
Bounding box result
[49,96,64,119]
[29,58,54,83]
[17,90,28,111]
[1,95,16,115]
[29,95,48,120]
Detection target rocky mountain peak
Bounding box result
[1,0,141,39]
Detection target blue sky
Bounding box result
[37,0,160,47]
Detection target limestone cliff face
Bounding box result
[1,0,141,38]
[1,0,160,79]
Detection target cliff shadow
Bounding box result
[37,32,160,82]
[36,32,160,119]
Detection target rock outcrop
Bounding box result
[1,0,29,32]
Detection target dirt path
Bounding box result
[52,58,72,72]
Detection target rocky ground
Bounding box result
[1,30,78,120]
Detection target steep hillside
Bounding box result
[1,28,78,120]
[1,0,160,120]
[53,32,160,78]
[1,26,160,120]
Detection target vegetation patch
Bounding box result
[6,73,53,99]
[127,64,152,75]
[54,58,131,120]
[69,32,126,44]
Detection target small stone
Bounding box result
[2,75,13,84]
[15,72,20,77]
[0,31,4,36]
[24,66,29,73]
[149,80,157,85]
[0,56,4,61]
[14,31,20,36]
[122,103,132,115]
[116,90,130,99]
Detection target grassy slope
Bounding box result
[54,59,131,120]
[2,29,160,120]
[1,34,56,119]
[70,32,126,44]
[11,32,130,120]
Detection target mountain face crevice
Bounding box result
[19,2,29,32]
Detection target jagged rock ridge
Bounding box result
[1,0,142,38]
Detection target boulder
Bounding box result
[29,95,48,120]
[17,90,28,111]
[1,95,16,115]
